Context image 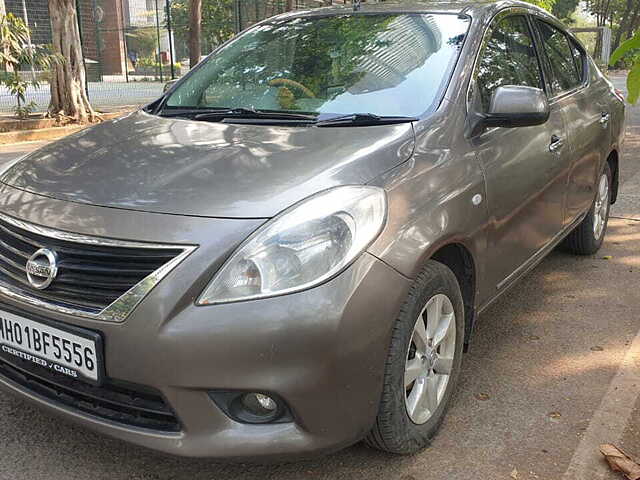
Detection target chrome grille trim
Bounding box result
[0,212,197,322]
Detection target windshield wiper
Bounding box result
[159,108,416,126]
[159,107,316,122]
[158,107,230,118]
[194,108,317,122]
[315,113,417,127]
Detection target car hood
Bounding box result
[0,111,415,218]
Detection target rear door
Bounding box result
[471,11,570,293]
[532,19,610,226]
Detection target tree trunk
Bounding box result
[0,0,11,73]
[48,0,96,123]
[188,0,202,69]
[629,6,640,37]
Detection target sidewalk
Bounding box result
[0,110,133,145]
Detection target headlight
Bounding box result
[198,186,387,305]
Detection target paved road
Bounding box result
[0,75,638,480]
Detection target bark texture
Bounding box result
[188,0,202,69]
[48,0,96,123]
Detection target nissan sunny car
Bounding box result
[0,0,624,460]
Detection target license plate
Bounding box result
[0,309,103,385]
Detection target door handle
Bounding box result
[600,112,610,126]
[549,135,564,153]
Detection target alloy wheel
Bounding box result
[593,173,609,240]
[404,293,456,425]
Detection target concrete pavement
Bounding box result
[0,75,638,480]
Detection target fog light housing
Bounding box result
[209,390,293,424]
[243,392,277,415]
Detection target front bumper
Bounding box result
[0,185,411,460]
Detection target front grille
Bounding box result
[0,215,184,315]
[0,354,181,432]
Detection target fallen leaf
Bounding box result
[510,468,518,479]
[591,345,604,351]
[603,255,613,260]
[475,392,490,401]
[600,444,640,480]
[548,411,562,419]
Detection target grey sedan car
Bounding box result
[0,0,624,460]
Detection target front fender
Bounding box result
[366,146,488,297]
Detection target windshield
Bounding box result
[164,13,469,118]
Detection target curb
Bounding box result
[0,111,132,145]
[0,125,87,145]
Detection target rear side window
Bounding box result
[569,39,586,82]
[476,15,543,112]
[535,20,581,94]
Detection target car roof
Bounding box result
[272,0,546,18]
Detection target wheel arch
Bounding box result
[606,149,619,204]
[428,242,477,348]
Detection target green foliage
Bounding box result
[610,31,640,65]
[610,31,640,104]
[0,14,62,118]
[522,0,556,11]
[627,61,640,104]
[169,0,235,56]
[125,27,158,58]
[609,31,640,104]
[552,0,580,20]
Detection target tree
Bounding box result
[612,0,640,50]
[170,0,234,60]
[0,13,60,118]
[523,0,556,11]
[552,0,580,21]
[48,0,96,123]
[610,31,640,103]
[188,0,202,68]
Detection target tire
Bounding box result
[563,162,612,255]
[365,260,465,455]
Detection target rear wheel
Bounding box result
[564,163,612,255]
[365,260,464,454]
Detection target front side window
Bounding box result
[475,15,543,112]
[535,20,581,94]
[164,13,470,117]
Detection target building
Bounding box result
[4,0,174,80]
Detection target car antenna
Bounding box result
[353,0,361,11]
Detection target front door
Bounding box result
[470,12,571,296]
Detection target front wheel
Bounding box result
[563,163,612,255]
[365,260,464,455]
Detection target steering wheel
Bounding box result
[268,78,316,98]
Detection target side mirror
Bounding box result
[468,85,550,137]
